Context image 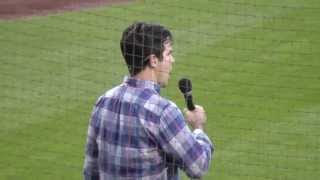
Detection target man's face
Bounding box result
[156,41,175,88]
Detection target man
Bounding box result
[83,22,214,180]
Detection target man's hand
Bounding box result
[184,105,207,130]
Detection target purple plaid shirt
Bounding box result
[83,77,214,180]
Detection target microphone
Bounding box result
[178,78,195,111]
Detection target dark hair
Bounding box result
[120,22,173,76]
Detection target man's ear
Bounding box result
[149,54,158,68]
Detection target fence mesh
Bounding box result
[0,0,319,179]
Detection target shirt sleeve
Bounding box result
[83,97,103,180]
[157,103,214,178]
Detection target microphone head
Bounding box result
[178,78,192,94]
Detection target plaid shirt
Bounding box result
[83,77,214,180]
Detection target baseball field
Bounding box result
[0,0,319,179]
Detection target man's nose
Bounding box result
[171,56,175,63]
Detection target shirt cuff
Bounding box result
[193,128,205,135]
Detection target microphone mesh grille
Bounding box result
[178,78,192,94]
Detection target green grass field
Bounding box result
[1,0,319,179]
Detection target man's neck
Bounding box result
[133,68,157,83]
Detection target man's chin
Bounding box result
[160,83,167,88]
[159,80,169,88]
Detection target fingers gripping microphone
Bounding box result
[178,78,195,111]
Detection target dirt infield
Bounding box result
[0,0,132,19]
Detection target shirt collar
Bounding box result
[123,76,161,94]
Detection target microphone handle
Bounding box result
[184,94,195,111]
